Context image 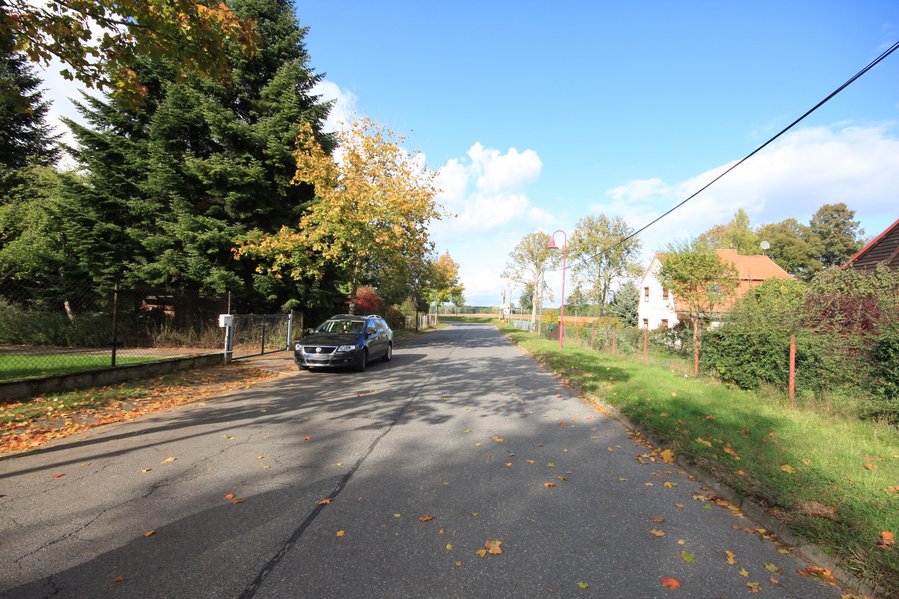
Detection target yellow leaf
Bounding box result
[484,540,503,555]
[476,549,487,557]
[725,550,737,564]
[162,456,176,464]
[739,567,749,577]
[336,530,345,537]
[659,449,675,464]
[445,543,453,551]
[649,529,666,537]
[780,464,795,474]
[143,530,156,537]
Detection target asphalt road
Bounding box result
[0,323,844,598]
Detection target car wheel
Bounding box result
[356,349,368,372]
[383,342,392,362]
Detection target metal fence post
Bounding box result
[111,284,119,367]
[286,311,294,349]
[789,335,796,406]
[260,319,266,355]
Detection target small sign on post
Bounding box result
[219,314,234,364]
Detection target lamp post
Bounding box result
[547,230,568,349]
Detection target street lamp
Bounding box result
[547,230,567,349]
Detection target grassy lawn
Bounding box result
[502,325,899,593]
[439,315,497,324]
[0,354,157,383]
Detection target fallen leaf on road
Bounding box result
[677,539,685,545]
[769,576,780,585]
[492,436,504,443]
[505,462,512,467]
[660,577,681,589]
[577,581,589,589]
[659,449,675,464]
[649,529,665,537]
[725,550,737,564]
[143,530,156,537]
[739,567,750,577]
[680,550,696,563]
[556,475,567,481]
[547,462,555,468]
[224,493,235,501]
[303,436,312,441]
[477,549,487,557]
[664,481,677,488]
[393,514,401,518]
[52,473,65,479]
[485,540,503,555]
[747,582,761,593]
[797,566,834,582]
[445,543,453,551]
[231,497,246,504]
[544,482,556,488]
[454,561,462,567]
[336,530,345,537]
[419,514,435,522]
[764,563,783,574]
[650,515,666,523]
[464,428,472,433]
[224,435,234,440]
[675,503,684,509]
[162,457,176,464]
[318,498,333,506]
[527,459,536,464]
[142,468,152,473]
[112,575,125,585]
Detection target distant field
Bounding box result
[439,315,497,323]
[0,354,156,383]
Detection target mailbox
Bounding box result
[218,314,234,328]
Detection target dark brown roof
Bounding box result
[842,218,899,271]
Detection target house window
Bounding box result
[662,288,669,300]
[642,318,649,329]
[643,287,649,301]
[661,319,669,329]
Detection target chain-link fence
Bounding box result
[0,282,230,382]
[228,313,294,360]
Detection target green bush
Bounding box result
[384,306,406,331]
[0,297,111,346]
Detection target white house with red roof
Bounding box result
[637,249,792,330]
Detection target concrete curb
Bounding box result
[509,336,882,598]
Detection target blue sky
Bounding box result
[41,1,899,307]
[297,1,899,306]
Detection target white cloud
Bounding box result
[312,80,358,133]
[590,123,899,262]
[434,142,545,233]
[429,143,551,307]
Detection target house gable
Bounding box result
[637,249,791,330]
[842,218,899,271]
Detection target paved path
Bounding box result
[0,324,843,598]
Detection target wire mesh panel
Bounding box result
[0,282,226,382]
[229,314,290,360]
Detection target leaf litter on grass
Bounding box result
[0,365,279,453]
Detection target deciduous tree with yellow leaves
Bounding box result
[236,118,442,313]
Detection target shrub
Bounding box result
[383,306,405,331]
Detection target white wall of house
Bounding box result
[637,256,679,330]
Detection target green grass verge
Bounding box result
[501,325,899,592]
[439,315,496,324]
[0,354,156,383]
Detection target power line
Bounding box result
[552,38,899,273]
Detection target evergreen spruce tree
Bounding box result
[65,0,332,309]
[0,33,59,191]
